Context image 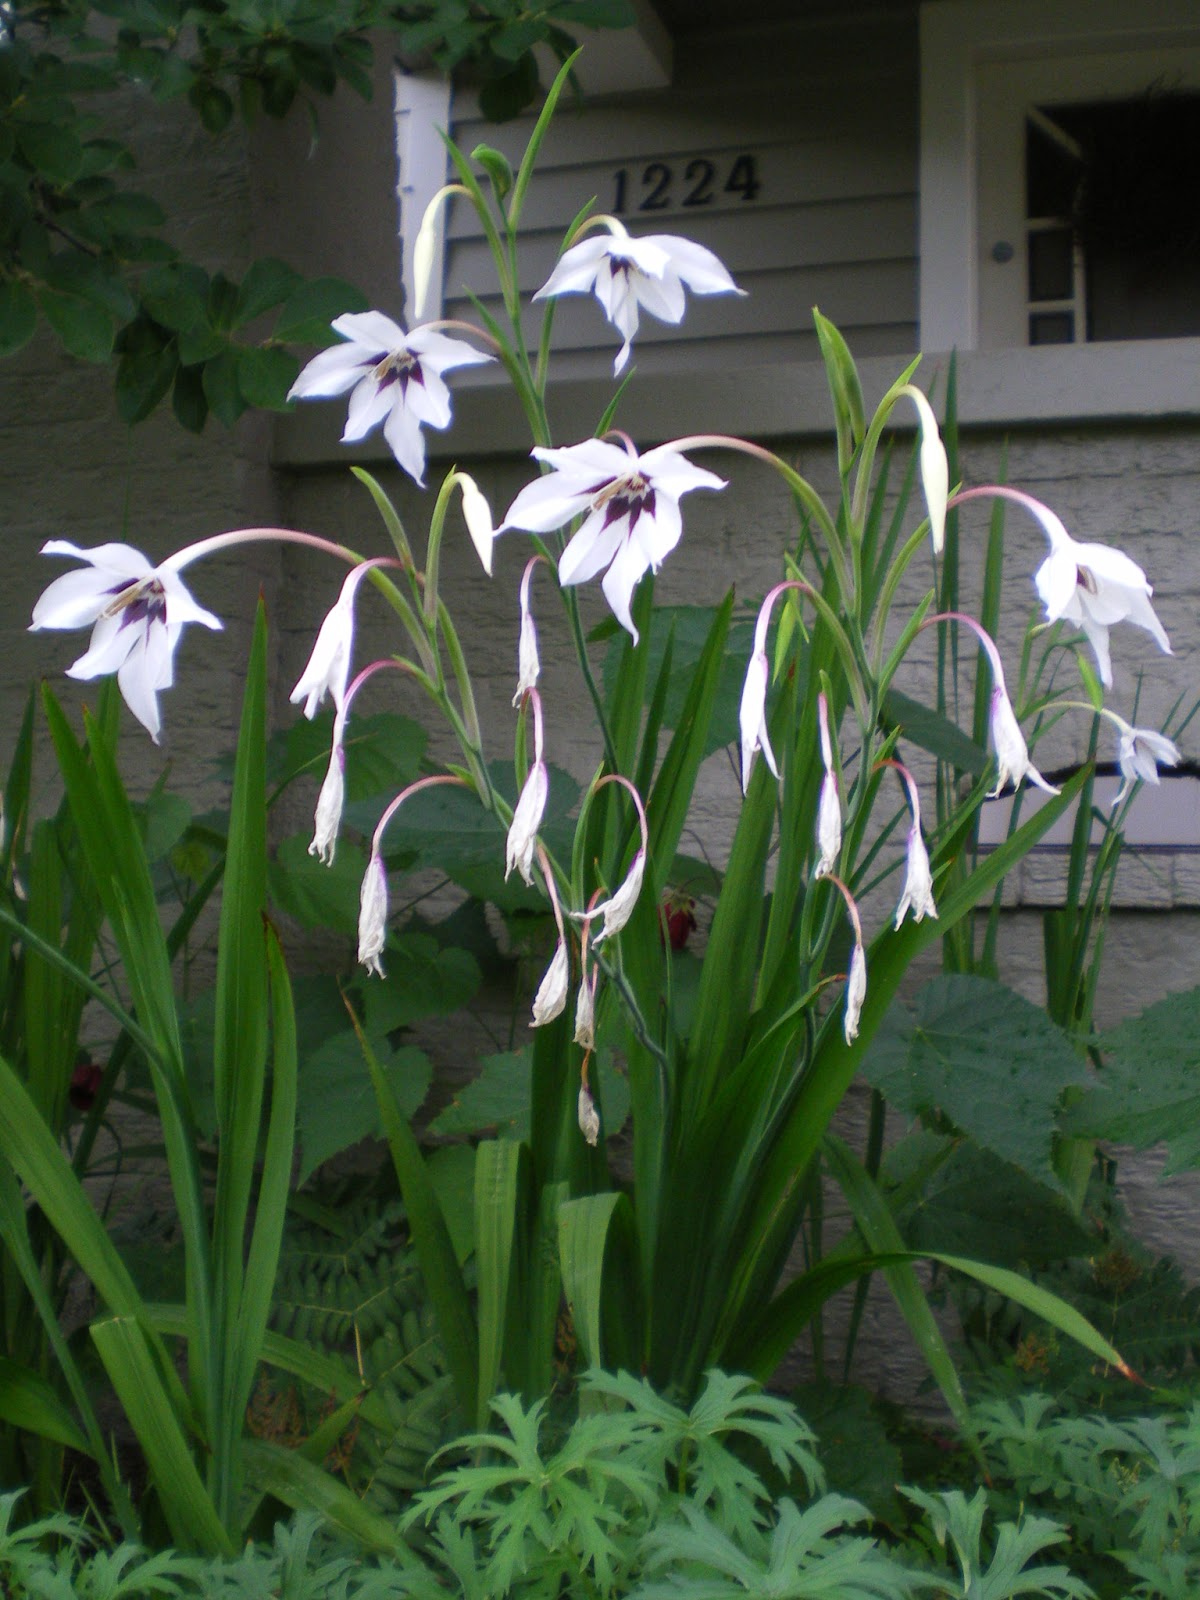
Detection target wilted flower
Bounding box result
[739,648,775,793]
[358,852,389,976]
[30,539,223,743]
[844,941,867,1045]
[588,848,646,945]
[534,218,745,375]
[814,693,842,879]
[895,827,938,929]
[309,739,345,865]
[989,686,1058,798]
[574,971,596,1051]
[1114,723,1181,808]
[577,1081,601,1146]
[531,939,569,1026]
[287,312,492,487]
[499,435,725,641]
[513,557,544,706]
[290,560,386,719]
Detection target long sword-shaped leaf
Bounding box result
[358,1011,477,1424]
[231,929,297,1441]
[242,1438,421,1560]
[0,1356,89,1454]
[558,1191,641,1373]
[474,1138,522,1425]
[91,1316,230,1554]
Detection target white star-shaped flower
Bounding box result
[30,540,222,743]
[534,221,745,375]
[1020,496,1172,688]
[1113,724,1181,809]
[500,437,725,642]
[287,312,491,487]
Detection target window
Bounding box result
[919,0,1200,352]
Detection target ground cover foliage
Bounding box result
[1,33,1199,1600]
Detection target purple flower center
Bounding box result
[372,349,423,396]
[589,471,656,533]
[101,576,166,629]
[1077,564,1098,595]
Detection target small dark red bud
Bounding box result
[69,1060,102,1112]
[660,893,697,951]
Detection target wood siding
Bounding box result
[440,12,919,378]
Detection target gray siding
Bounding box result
[441,13,919,377]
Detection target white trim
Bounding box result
[394,69,453,323]
[919,0,1200,351]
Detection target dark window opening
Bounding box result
[1025,87,1200,342]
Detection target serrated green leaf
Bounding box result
[430,1050,530,1139]
[862,976,1088,1188]
[297,1036,430,1185]
[359,932,480,1031]
[267,832,365,933]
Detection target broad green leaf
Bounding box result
[274,276,368,344]
[297,1038,431,1185]
[882,688,989,775]
[360,933,480,1032]
[202,347,244,426]
[789,1383,903,1524]
[1064,983,1200,1173]
[0,280,37,355]
[38,287,113,362]
[234,257,303,325]
[862,976,1089,1188]
[602,604,754,755]
[17,121,82,184]
[430,1050,530,1139]
[267,833,365,933]
[236,343,300,409]
[115,342,177,422]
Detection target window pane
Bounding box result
[1028,228,1074,300]
[1029,310,1075,344]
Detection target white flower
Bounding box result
[514,559,542,706]
[531,939,569,1026]
[309,741,345,866]
[500,437,725,641]
[30,539,222,744]
[456,473,494,576]
[287,312,492,487]
[290,563,377,719]
[739,648,777,793]
[1026,497,1171,689]
[574,975,595,1051]
[534,220,745,375]
[1114,724,1181,808]
[505,760,549,887]
[587,848,646,945]
[358,852,389,976]
[577,1082,601,1146]
[989,686,1058,798]
[895,826,938,929]
[844,941,867,1045]
[813,693,841,879]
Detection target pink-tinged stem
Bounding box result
[823,873,864,949]
[162,526,360,574]
[372,774,469,857]
[874,756,922,821]
[590,772,649,856]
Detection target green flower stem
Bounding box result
[870,519,936,679]
[849,358,923,531]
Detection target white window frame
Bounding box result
[919,0,1200,353]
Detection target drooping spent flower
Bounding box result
[499,435,725,642]
[880,758,938,929]
[571,775,650,945]
[505,690,549,888]
[844,940,867,1044]
[30,540,223,743]
[357,852,389,977]
[287,312,492,487]
[291,559,395,719]
[310,739,346,866]
[574,969,596,1051]
[531,940,569,1027]
[578,1081,601,1146]
[954,486,1171,689]
[988,684,1058,799]
[513,557,545,706]
[814,693,842,879]
[534,217,745,375]
[1114,723,1181,808]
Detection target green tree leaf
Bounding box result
[274,277,369,344]
[0,281,37,356]
[297,1037,431,1184]
[862,975,1088,1188]
[38,288,114,362]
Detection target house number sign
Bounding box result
[611,153,762,215]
